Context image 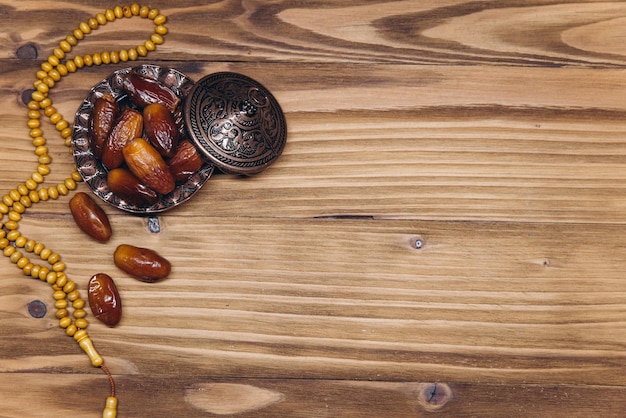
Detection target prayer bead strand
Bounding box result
[1,4,168,416]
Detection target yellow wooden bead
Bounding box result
[46,271,57,283]
[47,55,60,67]
[62,281,76,295]
[7,230,20,242]
[28,109,41,119]
[123,5,133,18]
[65,178,77,190]
[131,3,140,15]
[65,60,77,73]
[57,63,68,76]
[55,299,68,310]
[56,183,69,196]
[79,21,91,34]
[144,40,156,51]
[39,188,50,201]
[113,6,123,18]
[136,45,148,57]
[3,245,15,257]
[59,317,72,329]
[151,33,164,45]
[101,51,111,64]
[36,70,48,80]
[53,290,66,300]
[67,290,80,301]
[32,136,46,147]
[31,172,44,184]
[65,34,78,45]
[22,262,34,275]
[19,196,31,208]
[65,324,77,336]
[92,53,102,65]
[15,236,27,247]
[128,48,138,61]
[55,273,67,288]
[74,318,88,329]
[4,221,18,230]
[30,264,40,279]
[48,186,59,200]
[72,299,85,309]
[110,50,120,63]
[48,69,61,81]
[61,126,72,139]
[43,76,55,87]
[39,98,52,109]
[24,179,37,192]
[31,90,46,102]
[2,194,12,206]
[83,54,93,66]
[24,239,36,252]
[38,154,51,165]
[148,8,160,20]
[40,247,52,261]
[55,309,68,319]
[34,145,47,156]
[96,13,107,25]
[73,28,84,40]
[73,309,87,319]
[38,267,50,281]
[73,55,84,68]
[59,39,72,52]
[17,256,30,269]
[139,6,150,17]
[105,9,115,21]
[9,189,21,201]
[0,238,9,250]
[12,202,25,214]
[40,61,53,72]
[47,252,60,264]
[71,170,83,182]
[155,25,168,35]
[10,250,22,264]
[88,17,99,29]
[118,49,129,62]
[153,14,167,25]
[8,211,21,222]
[27,118,40,129]
[28,190,39,204]
[49,112,62,124]
[37,164,51,176]
[33,242,45,255]
[53,47,65,60]
[0,203,9,214]
[55,119,69,132]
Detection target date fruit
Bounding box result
[143,102,179,158]
[168,139,205,183]
[107,168,160,207]
[69,192,112,242]
[89,94,119,159]
[88,273,122,327]
[101,108,143,169]
[123,72,180,112]
[123,138,175,195]
[114,244,171,282]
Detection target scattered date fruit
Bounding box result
[88,273,122,327]
[114,244,171,283]
[69,192,112,242]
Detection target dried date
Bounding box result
[88,273,122,327]
[101,108,143,169]
[69,192,112,242]
[113,244,171,282]
[123,138,175,195]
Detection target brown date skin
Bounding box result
[168,139,205,183]
[89,94,119,159]
[107,168,160,207]
[88,273,122,327]
[123,138,175,195]
[123,72,180,113]
[69,192,112,242]
[114,244,171,283]
[101,108,143,169]
[143,102,179,158]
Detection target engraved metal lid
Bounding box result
[183,72,287,175]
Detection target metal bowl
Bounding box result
[72,65,214,214]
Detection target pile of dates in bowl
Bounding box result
[72,65,215,214]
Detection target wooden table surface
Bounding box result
[1,1,625,417]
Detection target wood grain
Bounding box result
[0,1,625,417]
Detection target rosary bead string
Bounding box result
[1,4,168,416]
